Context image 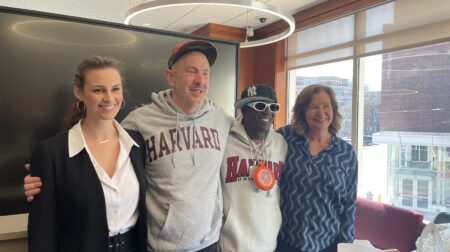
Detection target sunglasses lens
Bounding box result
[254,102,267,111]
[270,104,280,112]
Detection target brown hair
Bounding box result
[61,56,125,130]
[291,84,342,136]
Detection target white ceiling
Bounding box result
[0,0,326,34]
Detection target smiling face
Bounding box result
[165,51,210,114]
[242,101,275,139]
[305,90,333,133]
[74,67,123,122]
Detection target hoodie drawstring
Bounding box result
[172,112,181,168]
[192,118,197,169]
[171,112,197,169]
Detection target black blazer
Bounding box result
[28,129,147,252]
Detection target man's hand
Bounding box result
[24,164,42,202]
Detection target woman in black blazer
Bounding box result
[27,56,147,252]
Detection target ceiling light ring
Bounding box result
[124,0,295,48]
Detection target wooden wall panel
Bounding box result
[273,40,287,129]
[253,44,276,86]
[237,47,255,98]
[192,23,245,42]
[239,41,288,128]
[191,24,211,37]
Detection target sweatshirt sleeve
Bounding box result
[27,142,59,252]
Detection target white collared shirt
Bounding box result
[68,120,140,236]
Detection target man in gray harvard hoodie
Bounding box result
[218,85,287,251]
[24,40,233,252]
[121,41,232,252]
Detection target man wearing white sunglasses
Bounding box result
[218,84,287,251]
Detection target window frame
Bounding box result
[411,145,429,163]
[286,1,450,222]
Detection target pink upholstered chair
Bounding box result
[355,197,424,252]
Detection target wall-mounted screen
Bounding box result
[0,7,239,215]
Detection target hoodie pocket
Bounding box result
[159,193,223,247]
[219,202,281,252]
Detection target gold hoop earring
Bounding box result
[121,100,126,109]
[76,100,85,112]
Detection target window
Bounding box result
[412,146,428,162]
[288,41,450,220]
[287,60,353,141]
[445,180,450,207]
[360,43,450,219]
[287,0,450,221]
[401,179,413,207]
[400,179,430,210]
[399,145,407,167]
[417,180,430,209]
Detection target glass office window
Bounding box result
[287,60,353,142]
[359,41,450,221]
[287,0,450,223]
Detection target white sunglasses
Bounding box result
[246,101,280,112]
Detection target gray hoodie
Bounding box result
[122,89,232,252]
[218,118,287,252]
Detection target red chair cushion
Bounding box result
[355,197,424,252]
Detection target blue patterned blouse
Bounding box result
[277,125,358,251]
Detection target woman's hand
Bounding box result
[24,163,42,202]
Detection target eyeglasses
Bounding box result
[246,101,280,112]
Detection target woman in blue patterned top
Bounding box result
[276,84,357,252]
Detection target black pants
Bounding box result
[108,228,138,252]
[195,242,218,252]
[276,239,338,252]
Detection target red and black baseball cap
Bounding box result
[167,40,217,69]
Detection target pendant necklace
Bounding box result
[248,136,275,192]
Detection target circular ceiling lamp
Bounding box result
[124,0,295,48]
